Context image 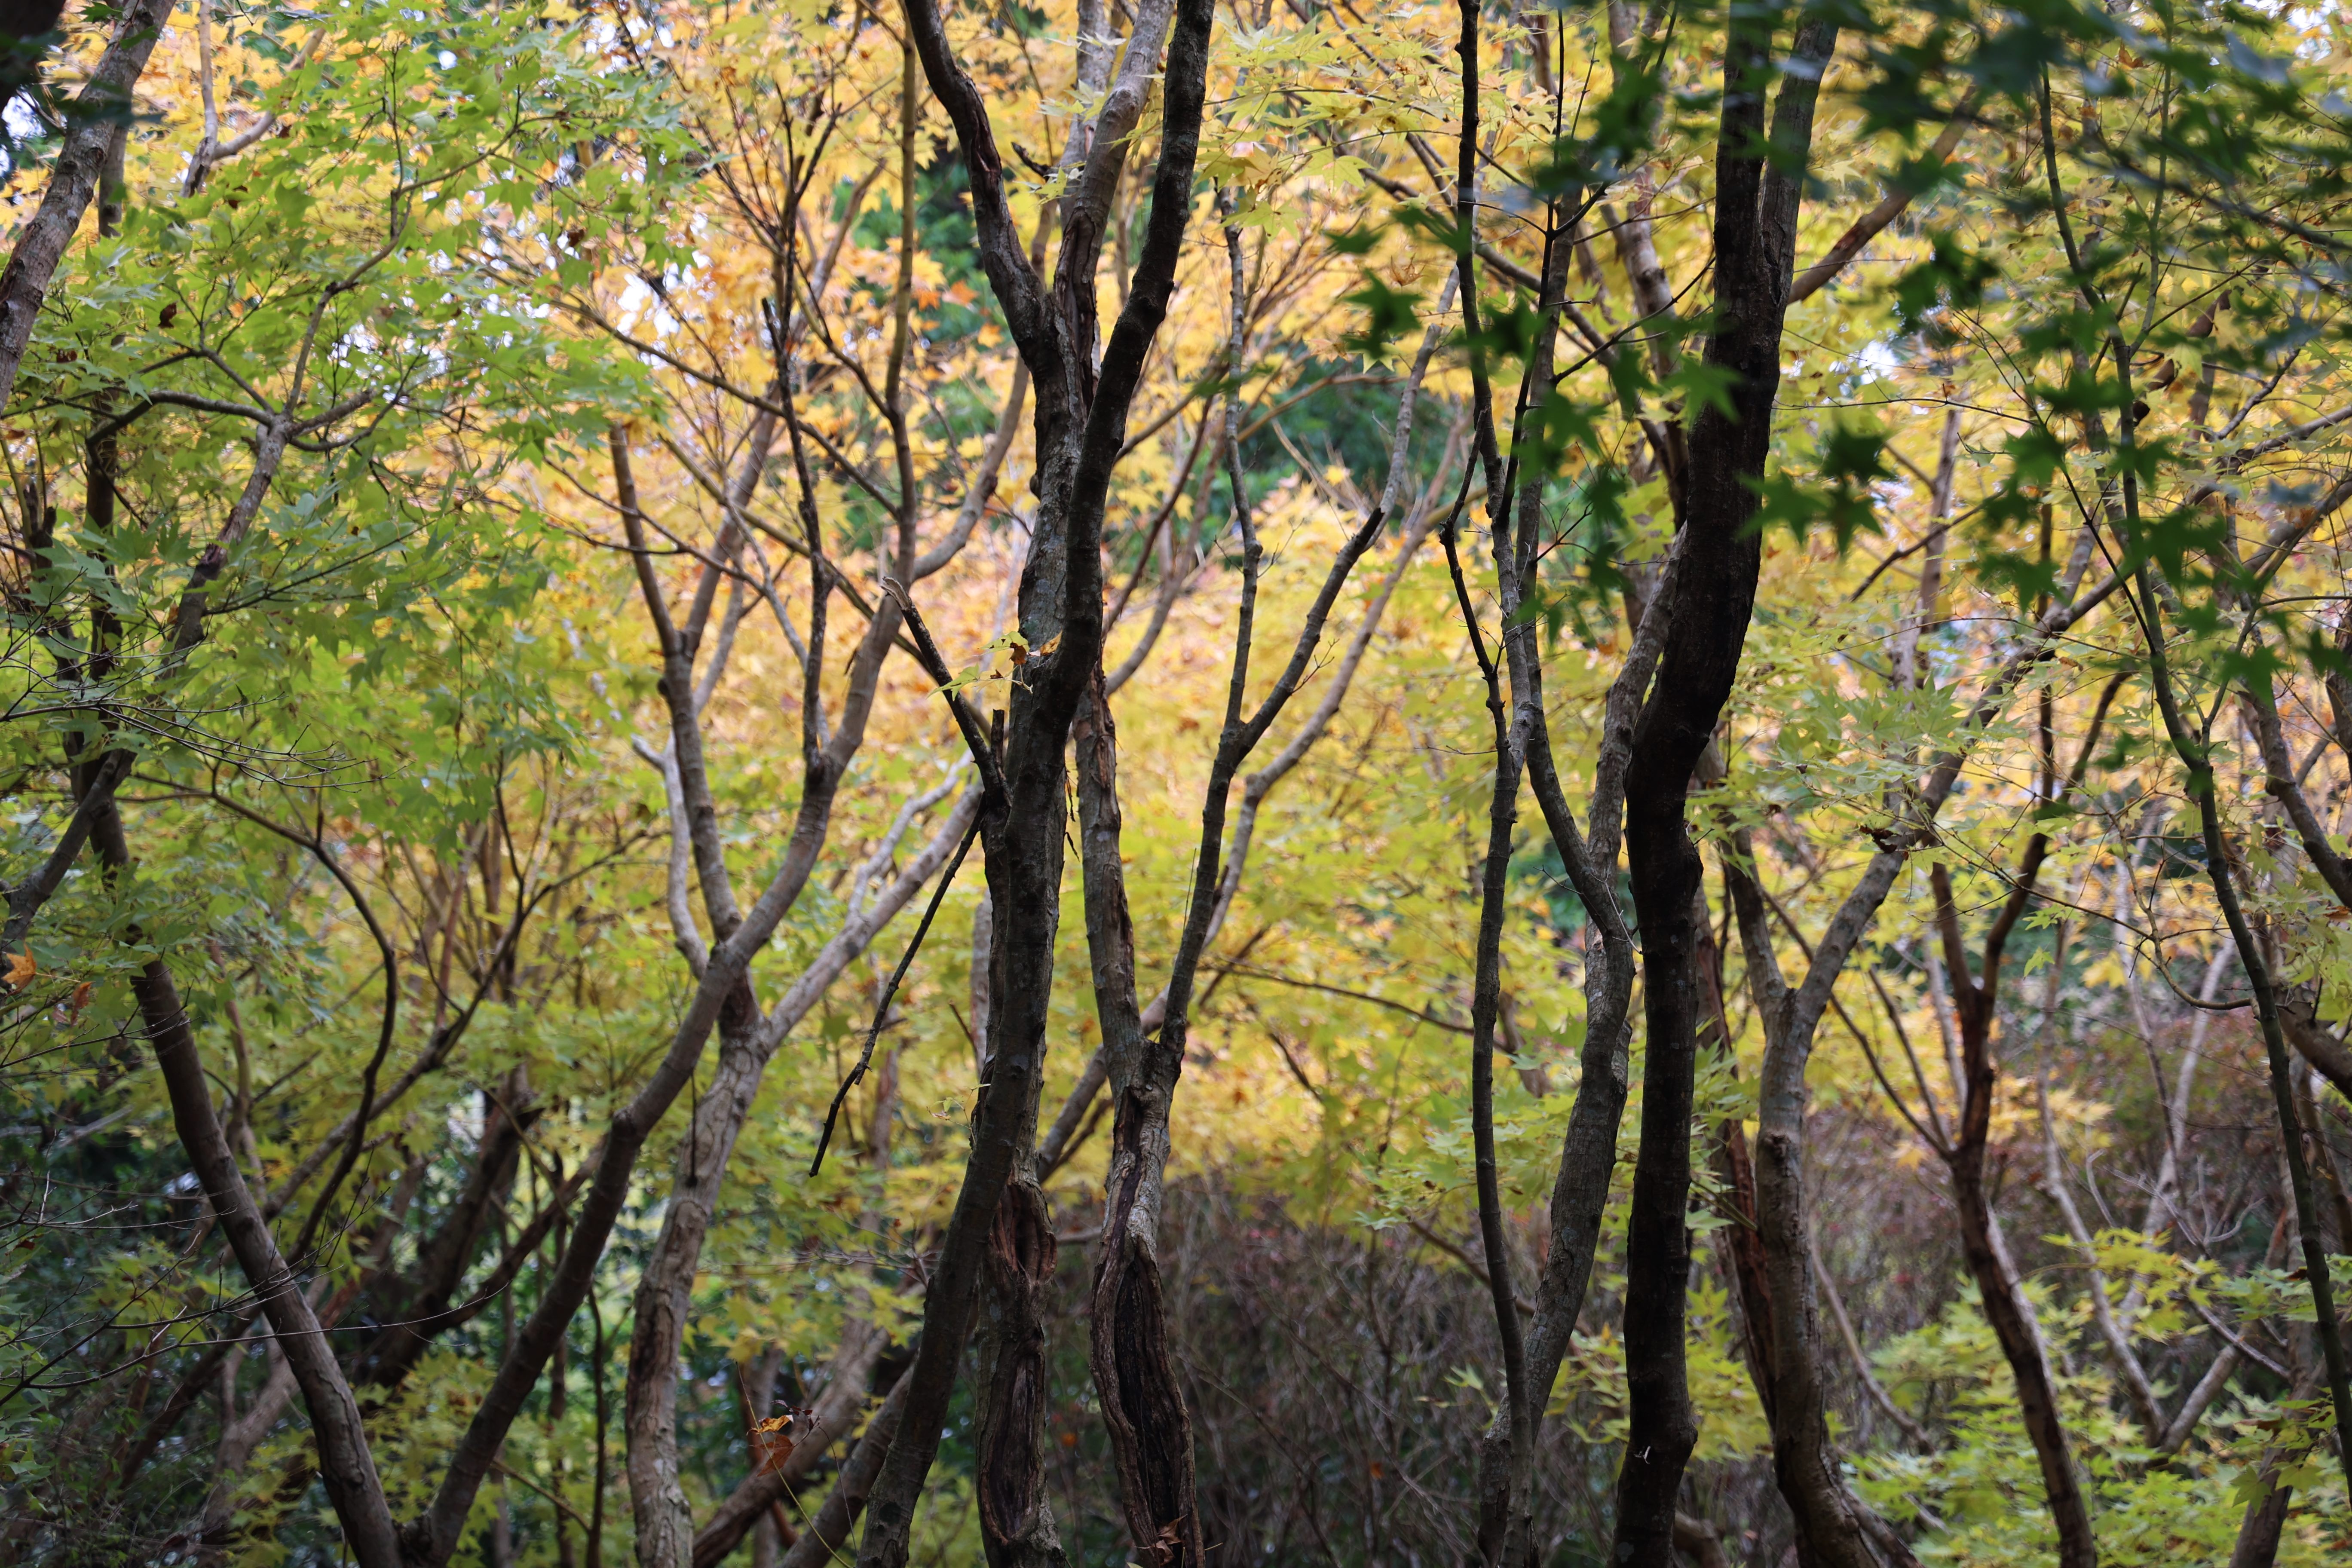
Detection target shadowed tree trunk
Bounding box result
[1609,11,1838,1565]
[1929,854,2097,1568]
[851,0,1217,1560]
[353,1071,537,1390]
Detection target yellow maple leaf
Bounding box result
[3,951,33,990]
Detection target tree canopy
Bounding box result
[0,0,2349,1565]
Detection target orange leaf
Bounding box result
[3,951,34,989]
[750,1415,796,1476]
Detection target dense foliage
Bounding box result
[0,0,2347,1565]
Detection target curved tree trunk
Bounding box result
[1609,14,1838,1565]
[854,0,1216,1558]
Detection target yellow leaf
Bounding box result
[3,951,33,989]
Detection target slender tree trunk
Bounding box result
[87,797,405,1568]
[1934,871,2097,1568]
[1698,888,1778,1430]
[620,343,919,1563]
[626,1008,761,1568]
[856,0,1216,1557]
[1457,148,1569,1562]
[1610,14,1838,1563]
[1074,671,1201,1568]
[1459,600,1531,1568]
[0,0,177,416]
[1721,848,1921,1568]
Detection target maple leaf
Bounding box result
[749,1415,797,1476]
[3,951,34,990]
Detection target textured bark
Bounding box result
[407,728,899,1568]
[1672,1514,1736,1568]
[1714,660,2122,1568]
[1071,676,1193,1568]
[67,379,407,1561]
[0,0,177,417]
[1700,900,1777,1430]
[1713,648,2117,1568]
[975,1171,1066,1568]
[2221,1358,2321,1568]
[1467,206,1651,1568]
[854,0,1216,1554]
[1453,534,1532,1568]
[623,1011,760,1568]
[631,787,978,1566]
[1054,282,1457,1194]
[1609,15,1838,1565]
[196,1277,359,1547]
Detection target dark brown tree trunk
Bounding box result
[1609,14,1837,1565]
[1074,672,1202,1568]
[853,0,1216,1557]
[1700,896,1777,1428]
[86,796,405,1568]
[1931,867,2097,1568]
[976,1170,1066,1568]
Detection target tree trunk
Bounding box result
[0,0,178,416]
[88,799,405,1568]
[856,0,1216,1557]
[1074,674,1204,1568]
[1936,881,2096,1568]
[626,998,760,1568]
[1610,14,1838,1563]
